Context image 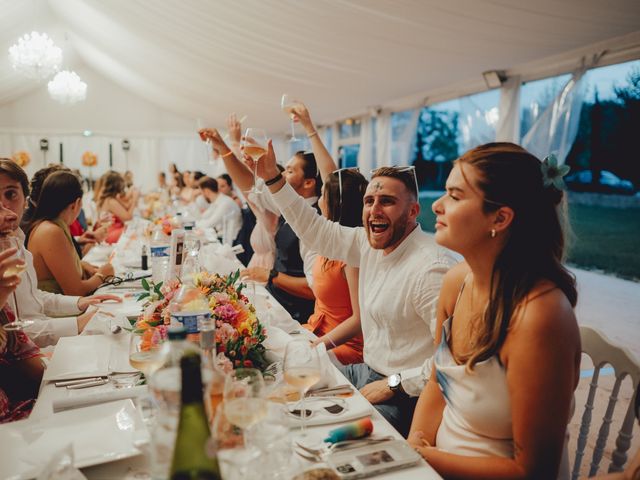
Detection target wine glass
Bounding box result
[223,368,267,431]
[129,328,169,379]
[0,236,33,331]
[283,339,321,434]
[242,128,268,195]
[280,94,299,142]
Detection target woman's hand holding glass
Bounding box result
[0,236,33,331]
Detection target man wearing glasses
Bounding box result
[253,142,456,436]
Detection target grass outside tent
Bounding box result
[417,197,640,281]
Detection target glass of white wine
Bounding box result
[0,235,32,331]
[280,94,299,142]
[283,339,321,434]
[223,368,267,431]
[128,328,170,378]
[242,128,268,195]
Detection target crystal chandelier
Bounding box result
[8,31,62,80]
[47,70,87,104]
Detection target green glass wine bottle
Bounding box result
[169,352,221,480]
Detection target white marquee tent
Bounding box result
[1,0,639,190]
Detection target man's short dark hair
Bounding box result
[294,151,323,197]
[371,166,418,201]
[218,173,233,188]
[193,171,205,182]
[198,176,219,193]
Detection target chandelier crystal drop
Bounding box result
[47,70,87,104]
[8,31,62,80]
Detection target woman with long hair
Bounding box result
[408,143,580,479]
[97,171,139,244]
[26,171,113,295]
[306,168,368,364]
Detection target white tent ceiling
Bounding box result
[1,0,640,136]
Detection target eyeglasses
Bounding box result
[332,167,360,207]
[288,398,347,418]
[100,272,152,288]
[370,165,419,198]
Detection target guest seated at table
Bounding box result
[305,168,368,365]
[26,171,114,296]
[204,123,455,436]
[97,171,139,244]
[0,160,119,347]
[407,143,580,479]
[170,171,186,198]
[20,164,107,259]
[217,173,244,208]
[195,177,242,241]
[0,209,43,423]
[202,124,320,324]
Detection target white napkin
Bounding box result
[52,386,147,413]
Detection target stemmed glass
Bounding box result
[283,339,321,434]
[223,368,267,431]
[0,236,33,331]
[242,128,268,195]
[128,328,169,379]
[281,94,299,142]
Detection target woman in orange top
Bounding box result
[305,168,368,364]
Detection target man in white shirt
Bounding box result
[252,143,457,436]
[195,177,242,242]
[0,159,120,347]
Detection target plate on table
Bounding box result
[0,399,149,480]
[43,335,110,381]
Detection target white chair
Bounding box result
[572,325,640,479]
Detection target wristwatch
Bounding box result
[387,373,402,393]
[268,269,279,286]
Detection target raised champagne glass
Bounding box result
[281,94,299,142]
[0,236,33,331]
[242,128,268,195]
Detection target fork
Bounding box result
[295,435,395,461]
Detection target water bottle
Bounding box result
[150,225,170,283]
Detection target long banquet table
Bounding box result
[23,229,442,479]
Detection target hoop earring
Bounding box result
[490,229,497,238]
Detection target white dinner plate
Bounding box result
[0,399,149,480]
[43,335,111,381]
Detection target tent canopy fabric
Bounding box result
[1,0,639,135]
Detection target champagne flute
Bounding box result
[0,236,33,331]
[281,94,299,142]
[242,128,268,195]
[283,339,321,434]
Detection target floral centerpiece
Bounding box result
[133,270,268,371]
[11,151,30,167]
[194,270,268,371]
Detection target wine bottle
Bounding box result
[170,353,221,480]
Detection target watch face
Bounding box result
[388,374,401,389]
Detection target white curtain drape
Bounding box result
[496,76,522,143]
[459,96,497,152]
[0,132,222,192]
[391,108,421,166]
[331,124,340,166]
[521,68,587,165]
[357,116,374,173]
[375,110,392,169]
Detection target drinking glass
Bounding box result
[128,328,169,378]
[0,236,33,331]
[242,128,268,194]
[223,368,267,431]
[283,339,321,434]
[280,94,299,142]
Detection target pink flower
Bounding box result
[215,352,233,374]
[214,304,238,324]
